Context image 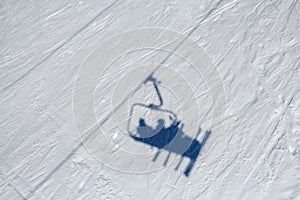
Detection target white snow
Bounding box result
[1,0,299,199]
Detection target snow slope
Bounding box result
[1,0,299,199]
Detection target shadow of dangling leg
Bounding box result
[184,159,195,177]
[163,152,171,166]
[152,149,161,161]
[175,156,184,171]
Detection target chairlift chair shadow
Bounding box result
[126,75,210,176]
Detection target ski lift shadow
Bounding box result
[127,75,211,176]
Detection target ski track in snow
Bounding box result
[1,0,299,199]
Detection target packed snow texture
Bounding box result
[1,0,300,199]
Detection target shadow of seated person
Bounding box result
[136,118,155,139]
[131,118,180,149]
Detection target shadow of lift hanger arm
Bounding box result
[152,81,163,107]
[144,73,163,108]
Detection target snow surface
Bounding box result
[1,0,300,199]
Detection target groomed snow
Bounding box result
[1,0,299,199]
